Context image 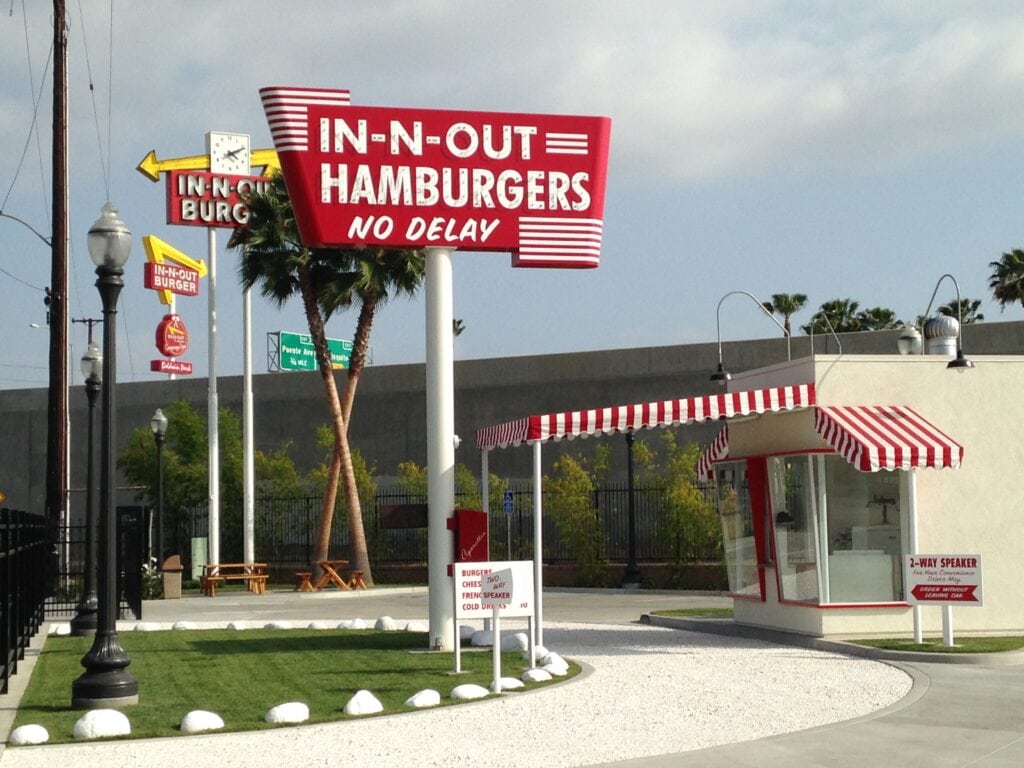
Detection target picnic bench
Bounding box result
[311,559,367,591]
[200,563,269,597]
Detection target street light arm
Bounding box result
[715,289,791,366]
[807,311,843,355]
[0,211,53,247]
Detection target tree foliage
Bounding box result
[545,454,608,586]
[762,293,808,336]
[989,248,1024,311]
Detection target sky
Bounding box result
[2,1,1024,390]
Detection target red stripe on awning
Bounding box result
[697,425,730,481]
[475,383,816,450]
[813,405,963,472]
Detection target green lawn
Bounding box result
[13,629,576,744]
[852,636,1024,654]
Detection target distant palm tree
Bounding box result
[802,299,861,334]
[761,293,807,337]
[453,318,466,337]
[938,298,984,325]
[989,249,1024,310]
[856,306,902,331]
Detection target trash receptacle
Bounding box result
[162,554,183,599]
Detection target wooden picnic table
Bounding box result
[313,559,350,590]
[201,563,268,597]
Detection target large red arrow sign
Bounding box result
[910,584,979,603]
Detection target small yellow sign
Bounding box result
[143,235,208,305]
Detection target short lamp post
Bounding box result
[150,408,168,564]
[72,203,139,708]
[70,340,102,636]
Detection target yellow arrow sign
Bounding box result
[136,148,280,182]
[143,235,208,305]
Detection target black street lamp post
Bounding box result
[150,408,168,564]
[72,203,139,708]
[622,431,641,586]
[70,339,102,636]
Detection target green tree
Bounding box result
[234,179,425,586]
[939,298,984,324]
[118,400,246,558]
[545,454,607,586]
[802,298,861,334]
[761,293,807,337]
[658,432,719,586]
[856,306,902,331]
[989,249,1024,310]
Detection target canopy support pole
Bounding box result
[533,440,543,647]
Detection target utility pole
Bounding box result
[46,0,69,543]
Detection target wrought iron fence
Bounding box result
[1,507,49,694]
[171,482,722,572]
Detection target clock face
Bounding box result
[208,131,250,175]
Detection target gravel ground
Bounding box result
[0,621,911,768]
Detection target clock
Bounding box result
[208,131,251,175]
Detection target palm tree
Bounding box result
[761,293,807,337]
[229,179,374,582]
[938,298,984,325]
[801,299,861,334]
[856,306,902,331]
[453,318,466,337]
[989,249,1024,310]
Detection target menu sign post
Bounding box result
[263,86,611,651]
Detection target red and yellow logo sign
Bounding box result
[155,313,189,358]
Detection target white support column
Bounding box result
[533,440,544,647]
[426,246,456,651]
[207,226,220,565]
[907,470,922,644]
[242,286,255,563]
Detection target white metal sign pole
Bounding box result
[207,225,220,565]
[242,286,255,563]
[426,245,456,651]
[907,471,922,643]
[533,440,544,647]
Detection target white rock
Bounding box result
[470,630,494,647]
[264,620,292,630]
[404,620,429,632]
[265,701,309,724]
[342,618,368,630]
[344,689,384,715]
[541,651,565,667]
[501,632,529,651]
[543,662,570,677]
[521,668,552,683]
[459,624,478,641]
[374,616,398,631]
[451,683,490,701]
[72,709,131,740]
[523,644,549,662]
[180,710,224,734]
[492,677,525,691]
[9,724,49,745]
[307,621,335,630]
[49,623,71,636]
[172,621,198,631]
[405,689,441,708]
[133,622,162,632]
[226,621,249,630]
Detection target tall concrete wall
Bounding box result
[2,320,1021,518]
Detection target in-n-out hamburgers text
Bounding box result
[261,87,611,268]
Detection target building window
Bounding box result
[714,463,760,598]
[768,455,905,604]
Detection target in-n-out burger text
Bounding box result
[167,171,271,228]
[144,262,199,297]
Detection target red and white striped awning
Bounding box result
[476,384,815,451]
[814,405,963,472]
[697,404,963,479]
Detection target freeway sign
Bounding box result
[275,331,352,371]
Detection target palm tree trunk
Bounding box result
[340,296,377,426]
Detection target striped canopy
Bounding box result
[698,403,963,479]
[814,405,963,473]
[475,383,815,451]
